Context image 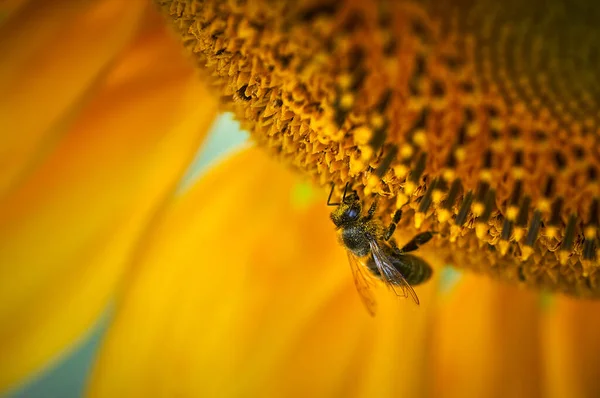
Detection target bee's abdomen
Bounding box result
[382,253,433,286]
[401,260,432,286]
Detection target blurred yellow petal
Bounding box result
[542,297,600,398]
[0,0,29,22]
[0,12,218,390]
[0,0,145,195]
[88,147,445,398]
[431,274,542,398]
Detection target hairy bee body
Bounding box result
[338,220,382,257]
[328,184,434,315]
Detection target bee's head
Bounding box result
[330,193,362,227]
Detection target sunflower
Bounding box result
[2,0,600,397]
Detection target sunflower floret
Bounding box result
[156,0,600,298]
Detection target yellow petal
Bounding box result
[0,0,146,195]
[430,274,542,398]
[541,297,600,398]
[88,147,445,398]
[0,16,218,391]
[0,0,29,23]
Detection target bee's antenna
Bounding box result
[328,182,356,206]
[342,182,350,201]
[327,183,341,206]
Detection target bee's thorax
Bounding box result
[341,224,371,257]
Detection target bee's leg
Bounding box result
[364,198,379,221]
[383,209,403,241]
[388,239,402,255]
[400,231,435,253]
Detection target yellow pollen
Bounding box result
[366,174,380,190]
[339,93,354,110]
[467,125,480,137]
[337,74,353,90]
[479,170,492,182]
[369,114,385,130]
[393,164,409,179]
[399,144,414,159]
[490,140,505,152]
[537,199,551,213]
[360,146,374,162]
[157,0,600,298]
[442,169,456,181]
[512,168,525,179]
[396,193,409,209]
[449,225,462,242]
[545,227,559,240]
[414,212,426,229]
[498,240,510,256]
[558,251,571,266]
[476,223,488,240]
[437,209,452,223]
[472,202,485,217]
[404,181,417,196]
[349,155,366,176]
[353,126,373,145]
[513,227,525,242]
[582,261,591,277]
[584,226,597,240]
[521,246,534,261]
[432,189,444,204]
[506,206,519,221]
[454,147,466,162]
[412,131,427,147]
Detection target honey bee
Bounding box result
[328,183,434,316]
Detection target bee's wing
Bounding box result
[368,239,420,305]
[346,251,378,316]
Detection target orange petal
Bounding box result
[0,15,218,391]
[541,296,600,398]
[88,146,446,398]
[430,274,542,398]
[0,0,146,195]
[0,0,29,22]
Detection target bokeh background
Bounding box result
[5,113,465,398]
[6,114,248,398]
